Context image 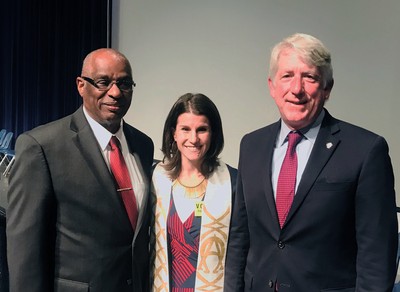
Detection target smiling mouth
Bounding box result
[185,145,202,152]
[288,100,307,106]
[105,103,124,111]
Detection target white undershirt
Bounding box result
[172,181,206,222]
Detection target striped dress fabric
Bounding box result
[167,195,202,292]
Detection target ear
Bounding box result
[76,77,85,96]
[268,77,275,98]
[173,128,177,141]
[324,78,334,100]
[325,78,334,91]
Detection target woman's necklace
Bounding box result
[174,177,208,199]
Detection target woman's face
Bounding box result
[173,112,212,168]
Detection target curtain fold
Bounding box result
[1,0,111,148]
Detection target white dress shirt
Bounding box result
[83,107,145,212]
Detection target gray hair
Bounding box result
[269,33,333,89]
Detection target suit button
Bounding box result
[127,279,132,285]
[278,240,285,249]
[268,280,274,288]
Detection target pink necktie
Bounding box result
[276,132,303,228]
[109,136,138,230]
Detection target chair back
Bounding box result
[0,132,13,150]
[0,130,6,146]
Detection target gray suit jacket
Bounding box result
[7,106,154,292]
[224,109,397,292]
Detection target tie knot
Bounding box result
[109,136,121,151]
[287,131,303,150]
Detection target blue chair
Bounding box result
[1,150,15,177]
[0,129,6,146]
[0,132,13,153]
[0,132,14,176]
[0,131,10,289]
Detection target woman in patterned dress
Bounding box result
[151,93,236,292]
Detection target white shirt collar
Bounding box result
[277,109,325,147]
[82,106,124,151]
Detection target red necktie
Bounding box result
[109,136,138,230]
[276,131,303,228]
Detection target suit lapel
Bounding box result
[285,112,340,226]
[70,107,134,233]
[263,123,282,227]
[123,123,150,236]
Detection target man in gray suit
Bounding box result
[224,33,397,291]
[7,48,154,292]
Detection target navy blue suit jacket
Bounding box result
[224,109,397,292]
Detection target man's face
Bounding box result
[268,49,331,130]
[77,52,133,133]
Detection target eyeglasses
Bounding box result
[81,76,136,92]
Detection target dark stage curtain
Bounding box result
[1,0,111,148]
[0,1,111,290]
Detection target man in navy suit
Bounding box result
[224,33,397,291]
[7,48,154,292]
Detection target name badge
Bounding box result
[195,202,203,217]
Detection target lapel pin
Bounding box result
[326,142,333,149]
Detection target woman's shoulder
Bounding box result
[152,161,172,182]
